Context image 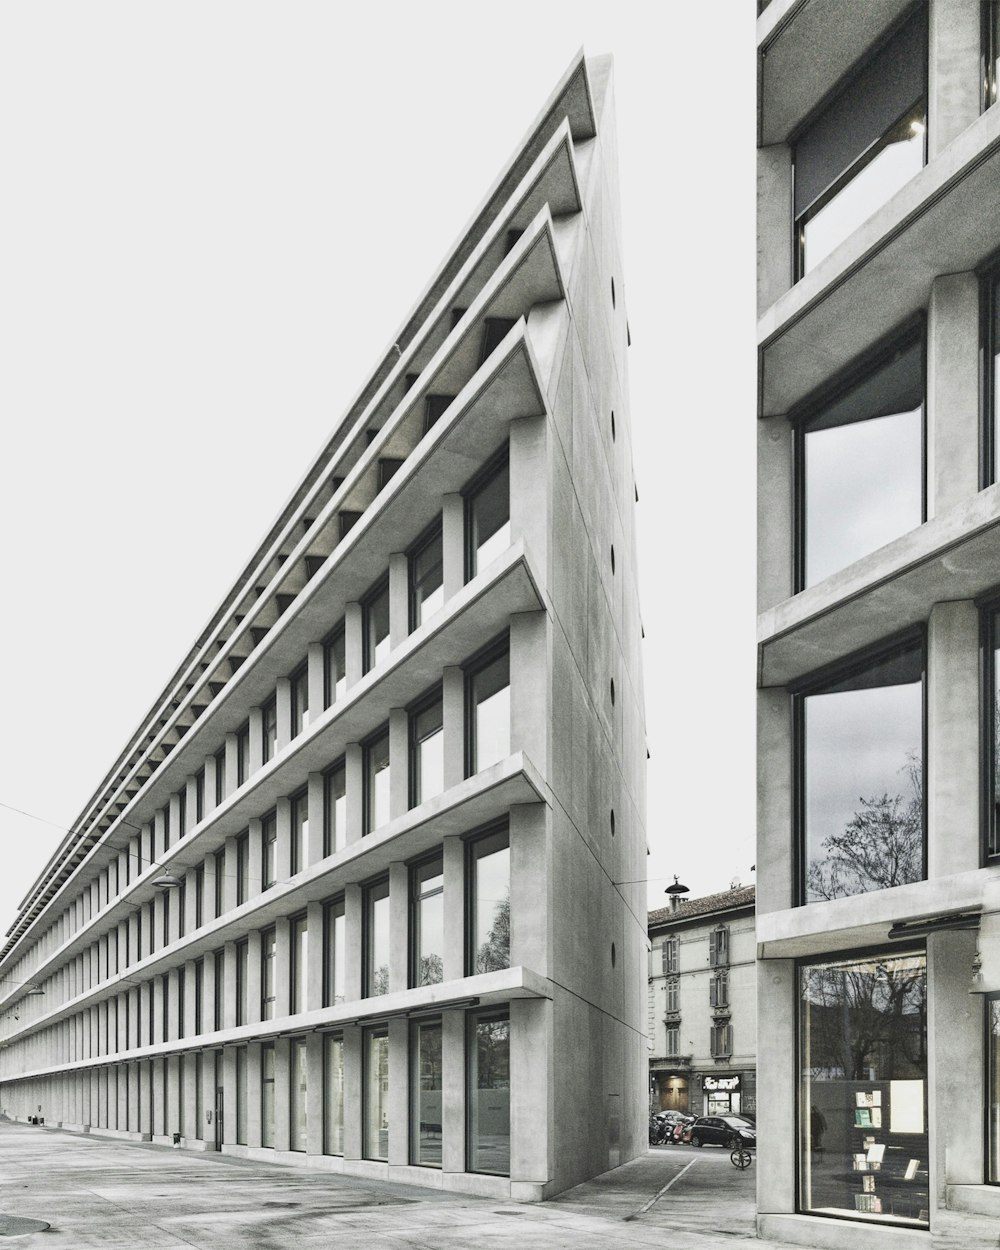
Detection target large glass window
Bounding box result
[797,638,924,903]
[261,1042,275,1148]
[799,950,927,1227]
[364,1028,390,1161]
[468,826,510,975]
[324,897,346,1007]
[236,721,250,787]
[290,1036,307,1151]
[465,452,510,579]
[324,1033,344,1155]
[262,697,278,765]
[324,762,347,855]
[796,335,924,589]
[261,928,276,1021]
[364,878,391,997]
[290,789,308,875]
[989,996,1000,1182]
[362,577,391,674]
[290,914,308,1014]
[261,811,277,891]
[364,728,391,833]
[794,8,927,276]
[410,693,444,807]
[235,940,248,1027]
[468,1010,510,1176]
[411,1019,443,1168]
[290,665,309,737]
[323,624,347,707]
[409,523,444,630]
[410,855,444,987]
[215,747,226,806]
[466,643,510,774]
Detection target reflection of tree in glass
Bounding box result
[418,953,443,986]
[477,1018,510,1087]
[808,753,921,900]
[803,958,926,1082]
[372,964,389,996]
[476,891,510,973]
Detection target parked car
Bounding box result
[683,1115,757,1149]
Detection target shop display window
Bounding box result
[799,949,927,1227]
[989,995,1000,1183]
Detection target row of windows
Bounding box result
[10,1007,511,1176]
[652,925,731,977]
[791,4,1000,280]
[662,969,730,1014]
[6,825,510,1070]
[9,450,512,991]
[663,1022,733,1060]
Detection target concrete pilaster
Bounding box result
[510,414,548,576]
[927,272,979,518]
[152,1058,165,1137]
[307,772,324,866]
[128,1063,141,1134]
[510,610,546,767]
[929,930,982,1198]
[344,885,363,1002]
[442,836,465,981]
[389,552,408,648]
[275,919,291,1017]
[182,1054,198,1141]
[928,0,981,158]
[202,951,216,1035]
[222,1046,238,1146]
[274,1038,291,1151]
[389,708,408,819]
[247,1043,262,1147]
[307,641,324,717]
[167,969,180,1042]
[756,688,794,914]
[185,774,199,834]
[223,943,237,1030]
[345,602,363,689]
[169,792,182,847]
[248,817,263,896]
[225,733,238,799]
[345,744,363,846]
[510,803,548,974]
[755,958,796,1217]
[757,144,793,314]
[441,1010,465,1175]
[276,676,292,751]
[276,798,292,882]
[204,853,218,921]
[249,705,264,772]
[442,493,464,600]
[757,415,793,610]
[306,901,323,1010]
[155,808,168,859]
[183,960,197,1039]
[199,1051,216,1147]
[247,930,263,1024]
[387,1017,409,1165]
[306,1033,324,1155]
[442,667,465,789]
[388,862,408,992]
[223,837,238,912]
[205,752,219,810]
[510,998,550,1187]
[342,1026,362,1160]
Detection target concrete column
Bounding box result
[306,1033,324,1155]
[345,602,363,689]
[344,886,363,1002]
[441,1010,466,1175]
[184,868,198,933]
[756,688,794,915]
[510,611,546,767]
[274,1038,291,1152]
[169,793,182,848]
[345,744,364,846]
[152,893,165,953]
[223,944,238,1030]
[205,752,220,810]
[928,929,981,1198]
[755,958,797,1219]
[225,733,239,799]
[151,977,165,1044]
[389,708,408,819]
[387,1017,409,1165]
[276,798,292,883]
[307,641,324,719]
[510,803,548,974]
[185,774,199,834]
[389,552,408,647]
[204,853,219,922]
[249,706,264,772]
[276,676,292,752]
[927,272,979,518]
[275,920,291,1018]
[442,492,464,601]
[200,1052,217,1148]
[442,837,465,982]
[139,983,152,1046]
[307,772,324,866]
[167,969,180,1042]
[182,1056,198,1142]
[247,931,263,1025]
[223,837,239,913]
[202,951,216,1036]
[757,415,793,610]
[306,901,323,1011]
[388,862,408,993]
[510,414,548,576]
[168,884,181,945]
[166,1055,181,1139]
[757,145,793,313]
[183,960,198,1040]
[927,601,979,877]
[128,1063,141,1135]
[928,0,982,158]
[442,667,465,789]
[152,1058,165,1137]
[247,1043,263,1148]
[155,807,168,859]
[222,1046,239,1146]
[509,998,550,1190]
[342,1026,362,1159]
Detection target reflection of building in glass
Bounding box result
[0,50,646,1200]
[759,0,1000,1240]
[647,887,756,1119]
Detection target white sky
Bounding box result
[0,3,757,937]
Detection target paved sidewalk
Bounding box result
[0,1123,815,1249]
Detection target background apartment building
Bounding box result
[647,886,756,1120]
[758,1,1000,1244]
[0,51,646,1202]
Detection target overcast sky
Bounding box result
[0,3,756,936]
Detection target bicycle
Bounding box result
[730,1145,753,1170]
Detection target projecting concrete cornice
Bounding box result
[758,104,1000,417]
[757,485,1000,687]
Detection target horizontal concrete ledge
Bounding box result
[947,1184,1000,1217]
[758,1212,930,1249]
[758,485,1000,687]
[759,105,1000,416]
[757,868,995,959]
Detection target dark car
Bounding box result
[684,1115,757,1149]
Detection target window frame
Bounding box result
[791,322,927,594]
[463,445,510,583]
[322,622,347,708]
[464,820,510,977]
[408,685,444,809]
[261,809,277,891]
[323,758,347,856]
[362,876,391,998]
[323,895,346,1008]
[409,851,445,989]
[290,787,308,875]
[361,574,391,675]
[978,594,1000,862]
[290,663,309,737]
[466,1006,511,1177]
[262,696,278,765]
[984,0,1000,114]
[408,518,444,632]
[791,628,928,907]
[363,724,391,835]
[260,926,277,1021]
[463,633,511,778]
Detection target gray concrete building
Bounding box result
[0,51,646,1201]
[758,1,1000,1244]
[647,887,756,1120]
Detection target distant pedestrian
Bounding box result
[810,1105,826,1150]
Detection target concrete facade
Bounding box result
[0,52,646,1202]
[647,887,756,1121]
[758,1,1000,1244]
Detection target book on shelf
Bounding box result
[855,1090,881,1108]
[855,1108,872,1127]
[870,1108,882,1128]
[866,1143,886,1164]
[862,1174,876,1193]
[904,1158,920,1181]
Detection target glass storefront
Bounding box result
[324,1033,344,1156]
[799,950,927,1227]
[990,996,1000,1184]
[290,1037,307,1151]
[468,1010,510,1175]
[364,1028,390,1160]
[410,1019,443,1167]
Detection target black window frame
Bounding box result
[323,621,347,708]
[261,809,278,891]
[362,875,391,998]
[408,685,444,809]
[984,1,1000,113]
[323,894,346,1008]
[261,926,277,1021]
[464,819,510,977]
[978,593,1000,862]
[791,628,928,907]
[362,575,391,675]
[407,518,444,633]
[791,322,927,594]
[323,758,347,856]
[363,724,391,835]
[463,446,510,583]
[463,634,510,778]
[290,663,309,737]
[409,850,445,989]
[235,721,250,787]
[261,696,278,765]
